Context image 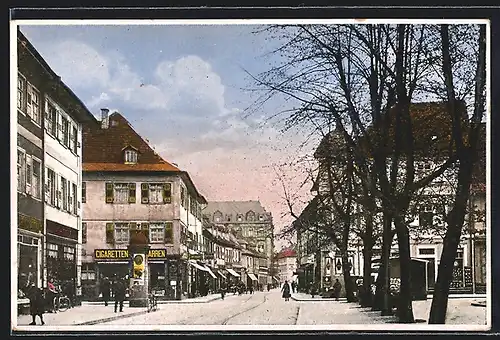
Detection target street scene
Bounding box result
[13,17,489,332]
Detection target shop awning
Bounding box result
[226,268,240,277]
[272,276,280,282]
[218,270,227,279]
[248,273,258,281]
[188,260,208,272]
[203,265,217,279]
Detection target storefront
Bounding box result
[17,214,43,293]
[90,248,179,300]
[45,220,79,304]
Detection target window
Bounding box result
[61,116,70,147]
[17,149,26,192]
[72,126,78,153]
[63,246,75,261]
[27,84,41,125]
[17,75,26,112]
[114,223,129,243]
[180,186,186,208]
[31,158,41,199]
[113,183,129,204]
[61,176,68,211]
[82,222,87,244]
[124,150,138,164]
[246,211,255,221]
[82,182,86,203]
[47,243,58,259]
[149,223,165,243]
[45,100,57,135]
[149,184,163,204]
[46,168,56,205]
[72,183,78,215]
[140,183,171,204]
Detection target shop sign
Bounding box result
[46,220,78,240]
[18,214,43,234]
[188,253,203,261]
[94,248,169,260]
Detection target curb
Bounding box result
[81,296,221,306]
[471,301,487,307]
[291,296,348,302]
[76,309,153,326]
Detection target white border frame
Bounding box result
[10,17,492,332]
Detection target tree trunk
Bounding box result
[394,216,415,323]
[429,162,474,324]
[361,215,374,307]
[341,253,356,302]
[374,212,393,315]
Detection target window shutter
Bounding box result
[105,223,114,243]
[141,183,149,204]
[164,222,173,244]
[141,223,149,242]
[162,183,172,204]
[128,183,136,203]
[105,182,114,203]
[55,175,61,208]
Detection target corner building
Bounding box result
[81,110,206,300]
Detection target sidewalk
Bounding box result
[15,293,228,328]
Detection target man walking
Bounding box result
[113,277,126,312]
[333,278,342,301]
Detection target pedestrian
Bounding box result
[113,277,126,312]
[220,281,226,300]
[100,277,111,306]
[46,278,59,313]
[333,278,342,301]
[291,281,296,294]
[281,280,291,302]
[27,284,45,325]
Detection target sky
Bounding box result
[18,22,318,249]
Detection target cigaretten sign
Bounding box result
[94,249,168,260]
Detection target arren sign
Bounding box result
[94,248,168,260]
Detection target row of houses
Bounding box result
[15,30,276,303]
[295,104,487,295]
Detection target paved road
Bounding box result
[101,289,394,325]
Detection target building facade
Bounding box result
[203,201,275,286]
[16,30,97,305]
[81,110,207,300]
[275,248,297,284]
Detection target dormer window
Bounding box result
[124,150,137,164]
[122,145,139,164]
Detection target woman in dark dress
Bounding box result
[281,280,291,302]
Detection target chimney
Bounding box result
[101,108,110,129]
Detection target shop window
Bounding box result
[81,271,96,281]
[63,246,75,261]
[47,243,58,258]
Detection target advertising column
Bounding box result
[128,231,150,307]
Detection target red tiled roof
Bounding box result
[83,162,180,172]
[82,112,177,168]
[276,249,296,259]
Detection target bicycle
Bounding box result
[147,293,158,313]
[53,294,72,312]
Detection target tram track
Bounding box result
[221,293,268,325]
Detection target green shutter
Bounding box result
[128,183,136,203]
[141,183,149,204]
[105,182,114,203]
[105,223,114,243]
[164,222,173,244]
[141,222,149,242]
[163,183,172,204]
